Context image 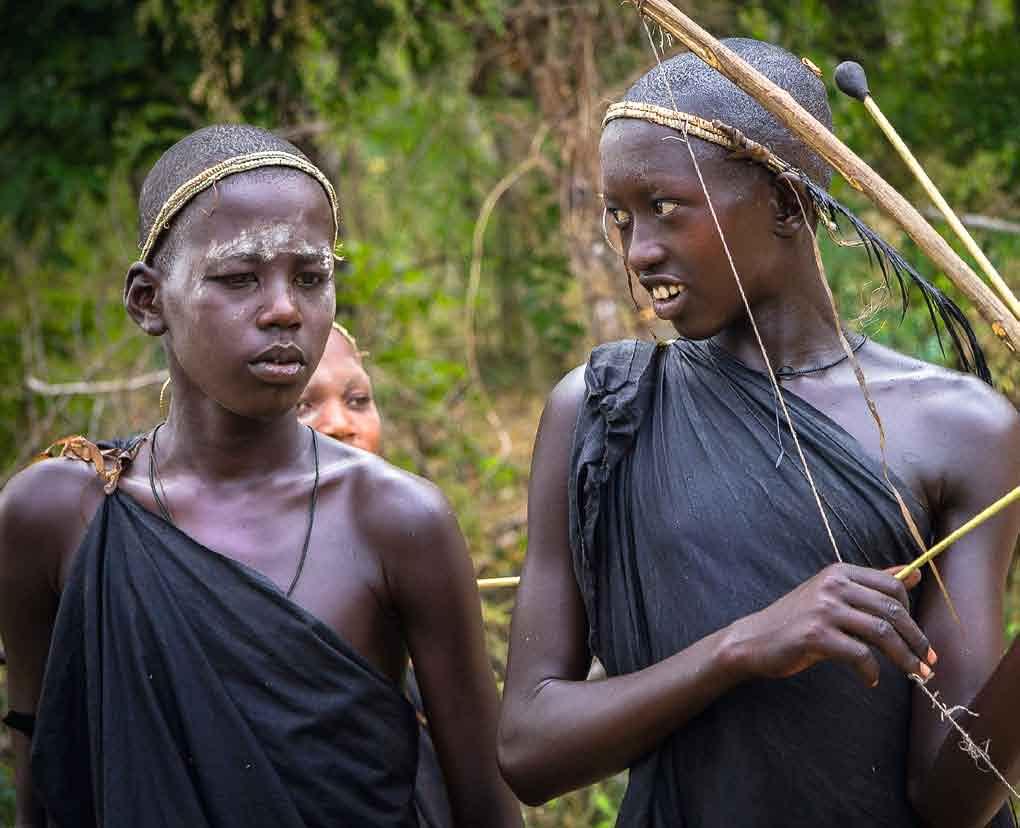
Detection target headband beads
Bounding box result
[139,151,340,265]
[602,102,791,176]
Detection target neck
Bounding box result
[711,262,849,374]
[157,385,307,482]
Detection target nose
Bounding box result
[257,278,301,329]
[625,220,668,274]
[317,398,356,443]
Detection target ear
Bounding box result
[772,172,811,238]
[124,261,168,336]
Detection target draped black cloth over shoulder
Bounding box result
[568,339,1013,828]
[32,488,420,827]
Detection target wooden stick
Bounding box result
[894,485,1020,581]
[474,482,1020,590]
[26,369,169,397]
[477,576,521,591]
[834,61,1020,322]
[925,210,1020,237]
[633,0,1020,353]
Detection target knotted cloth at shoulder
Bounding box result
[568,339,666,656]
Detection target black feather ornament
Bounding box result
[802,174,992,384]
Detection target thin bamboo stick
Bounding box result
[477,576,521,591]
[895,485,1020,581]
[833,60,1020,322]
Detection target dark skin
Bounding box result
[296,327,382,454]
[0,170,520,827]
[498,118,1020,825]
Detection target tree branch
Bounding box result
[25,369,168,397]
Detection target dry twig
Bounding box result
[464,123,552,465]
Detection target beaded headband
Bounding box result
[139,151,340,265]
[602,101,792,176]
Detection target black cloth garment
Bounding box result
[569,338,1014,828]
[32,489,420,827]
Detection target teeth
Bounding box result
[650,285,683,300]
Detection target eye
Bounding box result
[295,400,313,415]
[654,200,681,216]
[295,271,328,288]
[210,272,257,288]
[346,394,372,410]
[607,207,632,228]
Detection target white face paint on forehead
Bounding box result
[205,221,333,268]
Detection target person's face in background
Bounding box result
[296,327,382,454]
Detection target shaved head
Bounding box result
[622,38,833,188]
[138,124,311,270]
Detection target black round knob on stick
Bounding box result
[834,61,870,101]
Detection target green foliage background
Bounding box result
[2,0,1020,823]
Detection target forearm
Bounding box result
[499,623,747,805]
[450,783,521,828]
[911,641,1020,828]
[13,737,47,826]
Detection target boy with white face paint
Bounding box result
[0,125,520,828]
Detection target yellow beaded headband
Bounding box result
[602,101,792,176]
[139,151,340,265]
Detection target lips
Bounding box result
[248,343,307,384]
[638,275,688,316]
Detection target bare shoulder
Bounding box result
[862,340,1020,484]
[535,363,587,444]
[864,340,1015,434]
[316,438,461,566]
[547,364,587,415]
[0,457,107,583]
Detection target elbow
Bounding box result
[497,715,557,807]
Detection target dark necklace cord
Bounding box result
[288,426,319,597]
[775,333,868,380]
[148,422,175,524]
[148,422,319,598]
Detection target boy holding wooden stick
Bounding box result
[499,39,1020,827]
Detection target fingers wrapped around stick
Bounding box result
[734,563,936,687]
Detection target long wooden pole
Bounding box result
[635,0,1020,353]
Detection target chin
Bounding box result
[669,318,725,342]
[223,389,305,422]
[667,304,746,341]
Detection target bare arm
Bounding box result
[907,383,1020,827]
[374,475,521,827]
[499,366,935,806]
[0,460,102,826]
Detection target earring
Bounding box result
[159,376,172,420]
